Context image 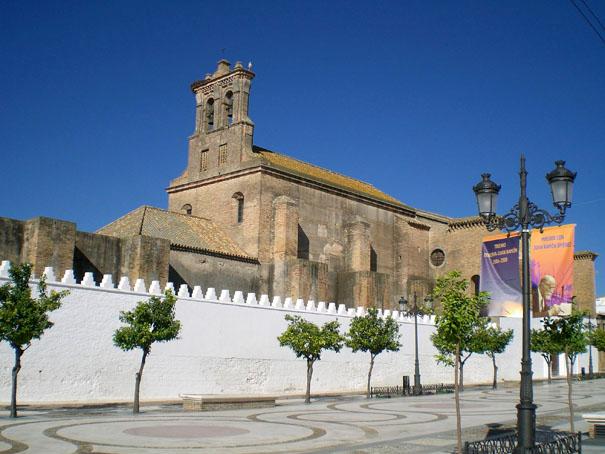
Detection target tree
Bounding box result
[530,327,562,384]
[431,307,490,392]
[346,307,401,398]
[541,311,588,432]
[278,315,344,404]
[430,271,489,454]
[475,325,513,389]
[589,326,605,352]
[0,263,67,418]
[113,290,181,414]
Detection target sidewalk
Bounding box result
[1,380,604,453]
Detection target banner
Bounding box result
[530,224,575,317]
[480,233,522,317]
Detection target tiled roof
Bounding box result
[575,250,598,260]
[253,146,410,209]
[97,206,254,260]
[447,216,485,231]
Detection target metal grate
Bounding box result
[464,430,582,454]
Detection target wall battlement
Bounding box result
[0,260,436,325]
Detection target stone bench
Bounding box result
[582,412,605,438]
[180,394,276,411]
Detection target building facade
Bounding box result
[0,60,598,312]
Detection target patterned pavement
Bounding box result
[1,379,604,453]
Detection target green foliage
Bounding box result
[346,307,400,357]
[589,327,605,352]
[530,326,563,360]
[113,290,181,354]
[277,314,344,362]
[477,325,514,358]
[0,263,67,351]
[430,270,488,453]
[541,311,588,363]
[430,271,489,366]
[539,310,589,433]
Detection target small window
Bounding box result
[200,149,208,171]
[182,204,192,215]
[225,91,233,126]
[430,248,445,267]
[232,192,244,223]
[218,144,228,166]
[471,275,480,296]
[370,246,377,272]
[297,225,310,259]
[206,98,215,131]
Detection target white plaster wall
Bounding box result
[0,266,596,404]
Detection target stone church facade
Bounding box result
[0,60,598,313]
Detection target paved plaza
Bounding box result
[1,379,605,453]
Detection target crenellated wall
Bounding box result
[0,260,597,404]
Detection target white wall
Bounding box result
[0,262,595,404]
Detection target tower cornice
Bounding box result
[191,66,255,93]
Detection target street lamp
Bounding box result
[473,155,576,452]
[399,292,433,396]
[587,317,594,379]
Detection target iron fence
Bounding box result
[464,430,582,454]
[369,381,454,398]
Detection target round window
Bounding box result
[430,249,445,267]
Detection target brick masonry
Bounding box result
[0,60,598,314]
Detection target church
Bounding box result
[0,60,598,313]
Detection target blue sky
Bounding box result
[1,1,603,295]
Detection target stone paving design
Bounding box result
[1,380,604,453]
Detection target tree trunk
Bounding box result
[133,348,148,414]
[566,353,575,432]
[491,354,498,390]
[305,359,314,404]
[367,354,375,398]
[455,343,462,454]
[10,347,23,418]
[459,353,470,392]
[546,359,552,384]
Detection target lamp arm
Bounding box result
[480,200,566,233]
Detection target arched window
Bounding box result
[181,204,192,215]
[297,225,309,259]
[471,275,480,296]
[370,246,377,272]
[232,192,244,223]
[224,91,233,126]
[206,98,215,131]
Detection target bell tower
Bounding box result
[172,60,256,186]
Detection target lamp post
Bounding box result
[588,317,594,379]
[399,292,433,396]
[473,155,576,453]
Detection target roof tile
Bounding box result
[97,206,253,260]
[254,146,407,207]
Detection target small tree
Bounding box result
[113,290,181,414]
[475,325,514,389]
[346,307,401,398]
[589,326,605,352]
[431,271,488,454]
[0,263,67,418]
[278,315,344,404]
[542,311,588,432]
[432,309,489,392]
[530,326,562,384]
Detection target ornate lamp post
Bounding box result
[399,292,433,396]
[587,317,594,379]
[473,156,576,452]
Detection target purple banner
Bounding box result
[480,234,522,317]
